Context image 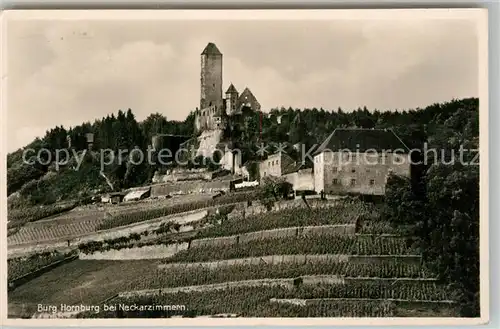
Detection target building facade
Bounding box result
[313,128,411,195]
[258,151,297,178]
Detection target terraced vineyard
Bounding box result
[7,218,106,245]
[7,194,222,246]
[8,251,74,281]
[125,261,432,292]
[196,206,361,239]
[7,198,459,318]
[165,235,417,263]
[80,283,455,318]
[97,191,257,230]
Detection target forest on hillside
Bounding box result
[7,97,478,206]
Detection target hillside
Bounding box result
[7,97,480,318]
[7,98,478,208]
[8,198,459,318]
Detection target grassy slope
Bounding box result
[8,259,160,316]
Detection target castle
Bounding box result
[194,43,261,134]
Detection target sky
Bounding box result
[5,13,481,152]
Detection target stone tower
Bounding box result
[225,83,239,115]
[200,42,223,110]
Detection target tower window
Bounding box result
[350,179,356,186]
[369,179,375,185]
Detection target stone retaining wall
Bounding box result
[228,198,346,220]
[151,180,231,197]
[118,275,345,298]
[74,209,208,245]
[159,254,421,270]
[79,243,189,260]
[190,224,356,248]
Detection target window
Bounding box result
[351,169,356,173]
[350,179,356,186]
[333,179,338,185]
[332,167,337,172]
[370,179,375,186]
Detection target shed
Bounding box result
[123,188,151,202]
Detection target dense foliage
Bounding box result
[7,110,194,205]
[7,98,477,206]
[382,98,480,316]
[7,251,75,281]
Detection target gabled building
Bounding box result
[237,87,261,112]
[313,128,411,195]
[258,151,296,179]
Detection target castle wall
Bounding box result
[221,150,242,174]
[195,105,224,132]
[153,168,214,183]
[150,179,231,196]
[196,129,224,157]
